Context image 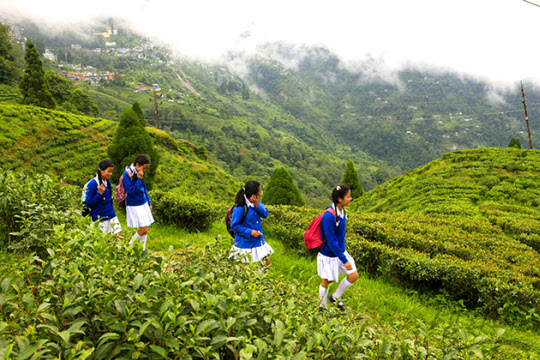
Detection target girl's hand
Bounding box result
[137,170,144,179]
[98,184,106,194]
[343,262,353,270]
[251,230,262,238]
[149,205,152,210]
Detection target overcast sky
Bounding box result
[1,0,539,87]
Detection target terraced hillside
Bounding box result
[0,104,241,202]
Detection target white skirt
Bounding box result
[229,242,274,263]
[126,203,154,228]
[317,251,357,282]
[98,216,122,235]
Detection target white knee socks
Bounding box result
[319,285,329,306]
[332,278,353,299]
[129,233,146,250]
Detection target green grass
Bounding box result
[134,219,540,359]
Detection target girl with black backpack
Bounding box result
[85,160,122,236]
[229,180,273,269]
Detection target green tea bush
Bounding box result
[151,190,224,232]
[0,223,507,359]
[265,205,540,329]
[0,170,79,254]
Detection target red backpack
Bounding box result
[304,208,338,253]
[114,169,133,208]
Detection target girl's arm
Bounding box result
[230,206,252,238]
[254,201,269,219]
[321,212,348,264]
[85,180,102,208]
[123,171,143,195]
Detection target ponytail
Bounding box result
[235,180,261,206]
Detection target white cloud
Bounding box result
[1,0,539,86]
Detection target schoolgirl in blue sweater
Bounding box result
[230,180,273,268]
[85,160,122,235]
[124,154,154,250]
[317,184,358,311]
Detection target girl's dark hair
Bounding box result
[235,180,261,206]
[97,159,114,185]
[134,154,151,166]
[331,184,351,205]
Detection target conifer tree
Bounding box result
[508,138,516,148]
[341,160,364,199]
[262,167,305,206]
[107,108,160,188]
[19,39,55,109]
[515,137,522,149]
[132,100,146,126]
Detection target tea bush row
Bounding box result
[264,205,540,328]
[151,190,225,233]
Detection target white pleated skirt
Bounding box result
[317,251,357,282]
[98,216,122,235]
[229,242,274,263]
[126,203,155,228]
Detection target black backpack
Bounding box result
[225,204,248,239]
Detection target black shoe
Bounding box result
[329,295,346,311]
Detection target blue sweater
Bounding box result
[319,205,348,264]
[231,202,269,249]
[85,177,116,222]
[123,167,151,207]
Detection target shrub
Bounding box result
[151,190,223,232]
[0,170,79,254]
[0,223,507,358]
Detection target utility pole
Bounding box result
[521,80,533,149]
[150,90,162,130]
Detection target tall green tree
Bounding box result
[341,160,364,199]
[262,166,305,206]
[107,108,160,188]
[132,100,146,126]
[19,39,55,109]
[508,138,516,148]
[71,88,99,116]
[0,22,22,85]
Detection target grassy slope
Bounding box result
[0,103,241,202]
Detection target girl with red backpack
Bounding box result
[229,180,273,269]
[317,184,358,312]
[84,160,122,236]
[124,154,154,250]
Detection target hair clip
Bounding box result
[336,185,341,190]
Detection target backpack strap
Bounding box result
[320,208,339,250]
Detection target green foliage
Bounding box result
[0,223,508,358]
[151,190,223,232]
[262,166,305,206]
[19,40,55,109]
[0,22,22,85]
[107,107,160,188]
[70,88,99,116]
[509,137,522,149]
[131,100,145,126]
[265,203,540,329]
[341,160,364,199]
[0,170,79,254]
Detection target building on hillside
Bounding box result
[43,49,57,61]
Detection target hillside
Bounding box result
[351,147,540,215]
[0,104,241,202]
